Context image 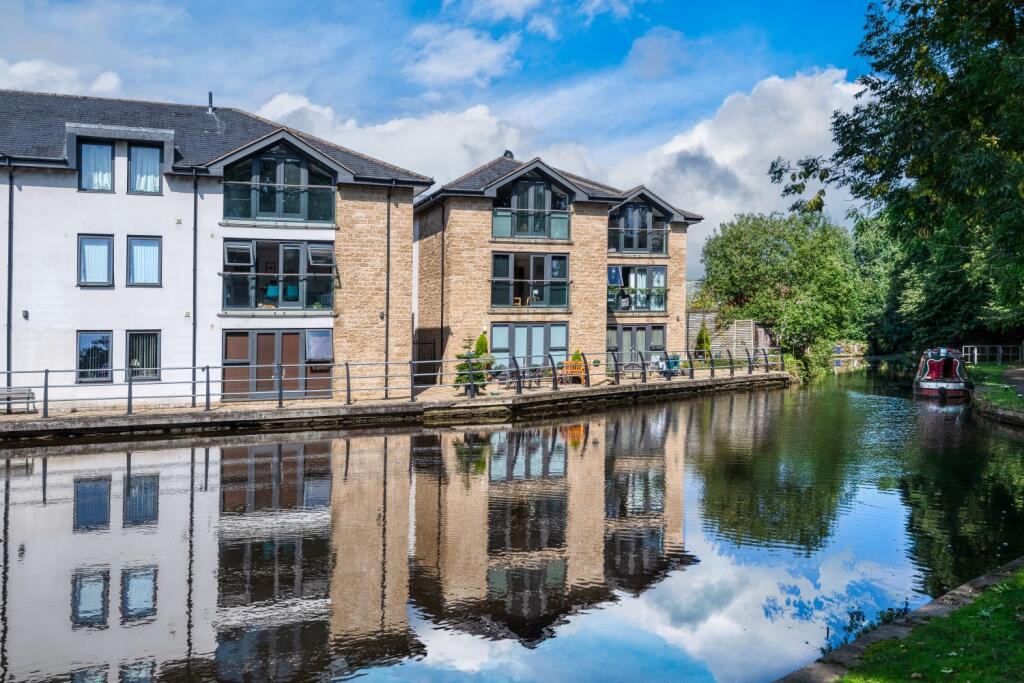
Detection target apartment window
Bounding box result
[491,322,568,369]
[77,331,113,383]
[120,662,156,683]
[221,329,334,401]
[128,144,161,194]
[74,477,111,530]
[121,566,157,622]
[223,143,335,222]
[491,253,569,308]
[222,240,335,311]
[492,177,570,239]
[127,331,160,381]
[608,202,667,253]
[78,235,114,286]
[607,324,666,364]
[79,141,113,192]
[608,265,667,312]
[127,237,161,286]
[72,569,110,628]
[124,474,159,525]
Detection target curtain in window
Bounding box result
[128,333,159,379]
[80,238,110,284]
[130,147,161,193]
[81,144,112,190]
[129,239,160,284]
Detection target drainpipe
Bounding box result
[5,157,13,403]
[191,169,198,406]
[439,202,447,359]
[384,182,394,398]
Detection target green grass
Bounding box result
[969,363,1024,413]
[841,569,1024,682]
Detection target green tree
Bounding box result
[772,0,1024,345]
[696,322,712,357]
[702,212,864,375]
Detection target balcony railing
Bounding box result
[492,208,571,240]
[223,182,335,223]
[222,273,335,311]
[607,287,668,312]
[607,226,668,254]
[491,279,570,308]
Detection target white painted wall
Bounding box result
[4,449,220,681]
[5,141,337,409]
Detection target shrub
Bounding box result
[696,322,712,357]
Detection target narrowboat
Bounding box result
[914,348,971,401]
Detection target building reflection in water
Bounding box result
[0,408,692,681]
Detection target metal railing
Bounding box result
[492,208,571,240]
[490,279,570,308]
[607,287,668,312]
[0,347,786,417]
[606,226,668,254]
[962,344,1024,364]
[221,272,335,311]
[222,182,335,223]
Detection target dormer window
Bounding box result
[223,143,335,223]
[78,141,113,192]
[608,202,667,253]
[492,178,570,239]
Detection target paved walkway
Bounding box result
[1002,366,1024,392]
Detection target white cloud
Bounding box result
[579,0,645,20]
[405,24,521,86]
[467,0,543,21]
[257,94,526,186]
[527,15,560,38]
[607,68,860,275]
[258,68,856,278]
[0,58,122,95]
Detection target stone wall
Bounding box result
[334,184,414,400]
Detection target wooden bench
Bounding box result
[0,388,36,413]
[559,359,587,384]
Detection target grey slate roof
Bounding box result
[0,89,432,184]
[422,154,701,221]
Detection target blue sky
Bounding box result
[0,0,872,274]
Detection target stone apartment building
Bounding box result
[0,90,432,407]
[413,152,701,371]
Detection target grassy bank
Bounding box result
[841,569,1024,682]
[969,363,1024,413]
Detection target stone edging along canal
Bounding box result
[970,392,1024,429]
[776,553,1024,683]
[0,372,790,447]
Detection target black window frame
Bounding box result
[126,143,163,195]
[76,330,114,384]
[490,252,570,308]
[126,235,162,287]
[223,143,336,223]
[608,202,668,254]
[490,322,569,369]
[77,234,115,287]
[126,330,161,381]
[77,140,115,193]
[120,565,158,623]
[221,239,336,311]
[71,568,110,628]
[73,476,112,531]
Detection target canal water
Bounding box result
[3,370,1023,682]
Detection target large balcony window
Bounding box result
[491,252,569,308]
[223,143,335,223]
[608,203,668,253]
[492,180,570,239]
[222,240,336,311]
[608,265,667,312]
